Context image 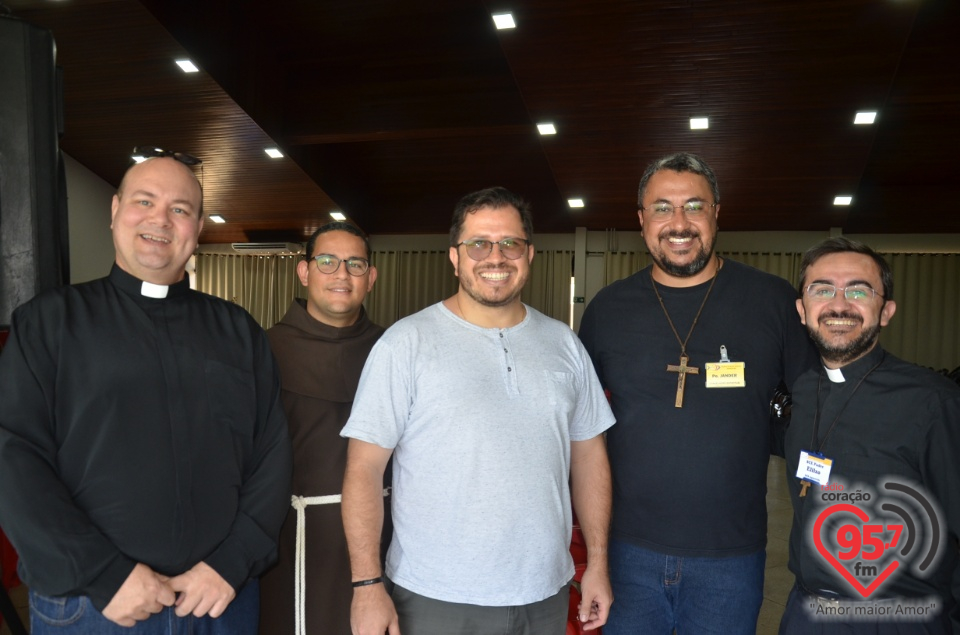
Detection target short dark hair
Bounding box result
[637,152,720,208]
[304,222,372,260]
[798,237,894,300]
[449,186,534,246]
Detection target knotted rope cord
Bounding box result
[291,488,390,635]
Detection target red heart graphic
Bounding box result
[813,503,900,598]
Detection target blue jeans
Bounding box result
[605,539,765,635]
[29,579,259,635]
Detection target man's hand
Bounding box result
[167,561,236,618]
[351,584,400,635]
[577,564,613,631]
[102,563,176,626]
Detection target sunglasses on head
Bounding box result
[131,146,203,167]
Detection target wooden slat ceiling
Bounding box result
[5,0,960,244]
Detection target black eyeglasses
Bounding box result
[456,238,530,261]
[131,146,203,167]
[312,254,371,276]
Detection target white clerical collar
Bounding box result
[140,281,170,299]
[824,365,846,383]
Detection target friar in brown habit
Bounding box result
[259,223,385,634]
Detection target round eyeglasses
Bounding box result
[456,238,530,261]
[804,284,883,303]
[312,254,370,276]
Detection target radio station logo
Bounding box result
[804,477,945,620]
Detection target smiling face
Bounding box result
[111,157,204,285]
[638,169,720,286]
[449,205,534,311]
[797,252,897,368]
[296,229,377,328]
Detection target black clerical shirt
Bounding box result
[0,266,292,610]
[785,344,960,602]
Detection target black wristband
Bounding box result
[352,577,384,588]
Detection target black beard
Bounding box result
[808,315,882,366]
[459,265,524,308]
[650,230,714,278]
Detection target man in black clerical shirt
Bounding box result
[259,222,384,634]
[782,237,960,634]
[0,152,292,634]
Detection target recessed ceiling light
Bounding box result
[834,196,853,206]
[175,59,199,73]
[265,148,284,159]
[854,111,877,125]
[537,123,557,135]
[690,117,709,130]
[330,211,346,221]
[567,199,585,208]
[209,215,226,224]
[492,13,515,29]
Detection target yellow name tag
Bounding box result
[704,362,746,388]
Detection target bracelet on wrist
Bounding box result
[351,577,384,588]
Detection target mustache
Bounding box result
[818,311,863,323]
[658,229,700,240]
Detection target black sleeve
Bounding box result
[0,303,136,602]
[204,318,293,589]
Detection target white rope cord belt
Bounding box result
[291,489,390,635]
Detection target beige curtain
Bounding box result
[195,254,303,329]
[523,250,574,323]
[366,251,458,329]
[596,250,960,371]
[366,249,574,328]
[196,249,960,371]
[879,253,960,372]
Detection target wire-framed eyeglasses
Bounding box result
[312,254,370,276]
[641,201,716,219]
[804,283,883,303]
[456,238,530,261]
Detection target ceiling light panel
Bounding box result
[537,123,557,135]
[567,199,585,208]
[833,196,853,206]
[690,117,709,130]
[175,59,199,73]
[265,148,284,158]
[330,212,346,221]
[492,13,515,29]
[854,111,877,125]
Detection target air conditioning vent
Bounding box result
[229,242,303,254]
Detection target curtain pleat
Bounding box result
[522,250,574,323]
[194,254,301,329]
[879,253,960,372]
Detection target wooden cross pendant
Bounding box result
[666,354,699,408]
[799,481,811,498]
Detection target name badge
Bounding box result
[704,362,746,388]
[796,450,833,486]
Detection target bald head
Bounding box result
[110,156,205,284]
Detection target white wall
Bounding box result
[64,154,115,283]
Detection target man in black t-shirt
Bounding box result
[579,152,816,635]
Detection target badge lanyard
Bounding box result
[796,354,883,497]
